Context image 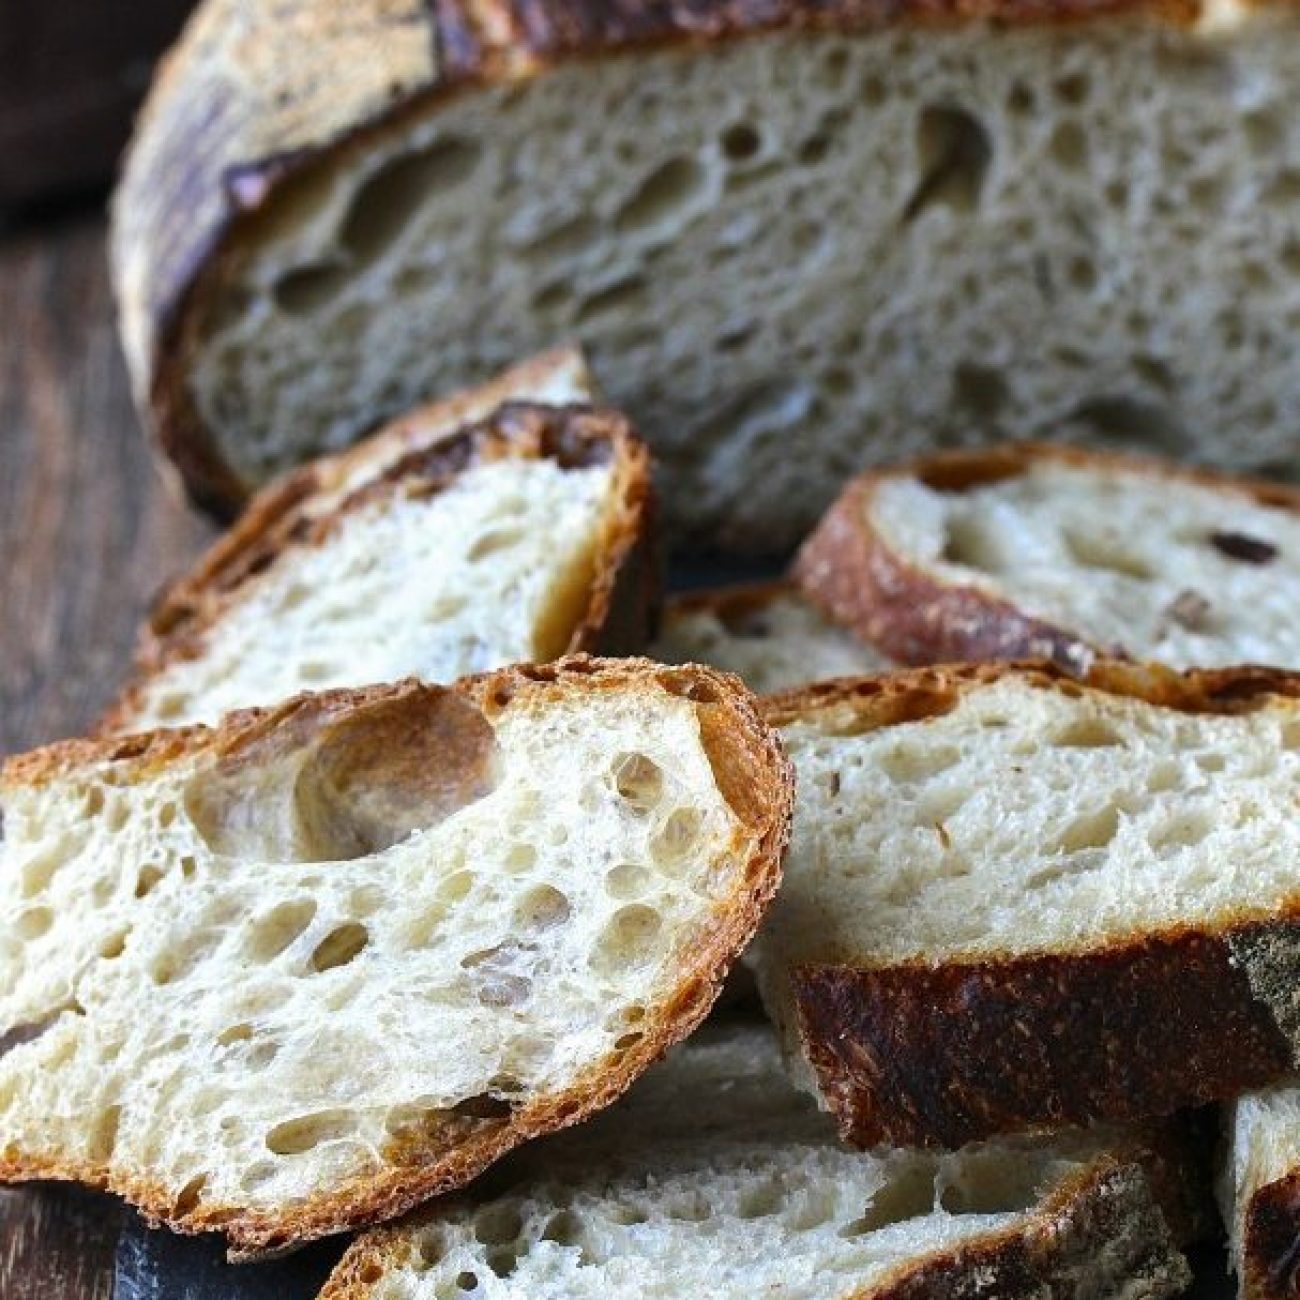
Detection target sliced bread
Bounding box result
[796,443,1300,673]
[650,582,893,695]
[750,660,1300,1149]
[319,1024,1194,1300]
[103,383,656,733]
[0,658,791,1256]
[113,0,1300,547]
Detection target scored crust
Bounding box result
[100,399,658,735]
[317,1151,1188,1300]
[793,441,1300,673]
[763,659,1300,1149]
[0,656,793,1258]
[114,0,1218,514]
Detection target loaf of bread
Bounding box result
[751,660,1300,1148]
[650,582,891,694]
[104,360,656,732]
[797,443,1300,673]
[320,1024,1193,1300]
[0,660,791,1256]
[112,0,1300,547]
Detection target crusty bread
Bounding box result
[319,1024,1193,1300]
[112,0,1300,547]
[750,660,1300,1149]
[0,658,791,1257]
[650,581,893,694]
[797,442,1300,673]
[103,382,657,733]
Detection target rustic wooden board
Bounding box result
[0,214,1238,1300]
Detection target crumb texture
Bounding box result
[870,459,1300,666]
[0,673,760,1237]
[323,1026,1187,1299]
[652,588,891,694]
[175,9,1300,546]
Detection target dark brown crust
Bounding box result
[118,0,1218,513]
[794,441,1300,672]
[318,1152,1188,1300]
[99,399,658,734]
[1243,1170,1300,1300]
[0,656,793,1259]
[761,659,1300,1147]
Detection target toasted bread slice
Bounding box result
[104,383,657,732]
[0,658,791,1257]
[750,660,1300,1149]
[651,581,893,694]
[320,1024,1193,1300]
[796,444,1300,673]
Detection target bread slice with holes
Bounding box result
[0,658,791,1257]
[103,364,658,733]
[650,582,894,695]
[319,1023,1197,1300]
[113,0,1300,549]
[749,659,1300,1150]
[796,443,1300,673]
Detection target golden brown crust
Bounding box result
[117,1,1219,512]
[1242,1169,1300,1300]
[794,442,1300,672]
[318,1153,1187,1300]
[99,400,658,735]
[762,660,1300,1148]
[0,656,793,1258]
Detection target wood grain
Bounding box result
[0,213,213,1299]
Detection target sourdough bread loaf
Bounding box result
[796,443,1300,672]
[104,362,656,732]
[319,1024,1193,1300]
[112,0,1300,547]
[0,659,791,1256]
[750,661,1300,1149]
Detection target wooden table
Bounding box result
[0,213,1235,1300]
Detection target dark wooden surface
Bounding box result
[0,215,1238,1300]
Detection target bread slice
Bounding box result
[651,581,893,694]
[797,443,1300,673]
[0,658,791,1257]
[319,1024,1194,1300]
[103,377,657,733]
[112,0,1300,548]
[750,659,1300,1150]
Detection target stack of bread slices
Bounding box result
[15,341,1300,1300]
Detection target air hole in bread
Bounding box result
[1148,809,1214,852]
[880,743,961,785]
[99,930,128,960]
[173,1172,207,1216]
[614,1030,644,1051]
[937,1158,1041,1214]
[614,157,706,236]
[416,1229,447,1268]
[1066,395,1184,452]
[939,514,1004,572]
[309,922,369,972]
[158,802,177,829]
[844,1165,934,1233]
[737,1180,784,1219]
[273,261,349,315]
[721,122,762,161]
[340,139,483,267]
[14,906,52,940]
[84,787,105,817]
[1061,527,1154,581]
[134,864,165,899]
[1048,119,1089,171]
[467,528,526,560]
[1049,803,1121,855]
[474,1205,523,1246]
[240,1161,278,1194]
[462,945,533,1008]
[87,1104,121,1162]
[576,274,649,325]
[591,906,664,976]
[1,1007,79,1061]
[517,213,598,262]
[245,898,317,962]
[786,1191,837,1230]
[19,849,59,899]
[451,1093,514,1122]
[1051,718,1123,748]
[513,885,571,931]
[651,808,703,869]
[951,362,1008,421]
[903,105,991,222]
[605,862,651,900]
[454,1270,480,1292]
[265,1109,358,1155]
[611,753,665,812]
[486,1247,521,1279]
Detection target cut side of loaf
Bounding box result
[114,0,1300,547]
[750,660,1300,1149]
[0,659,791,1257]
[319,1025,1193,1300]
[650,581,893,695]
[104,388,656,733]
[797,442,1300,672]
